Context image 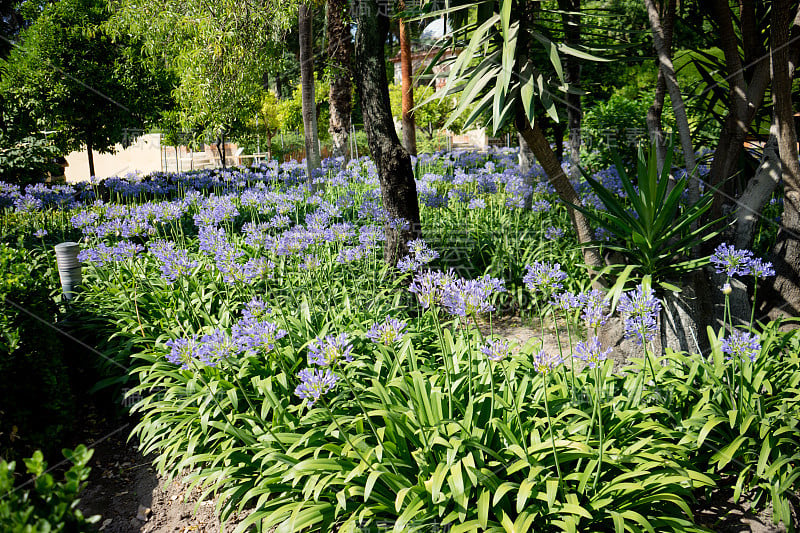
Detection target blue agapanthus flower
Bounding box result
[617,285,661,346]
[721,329,761,363]
[295,368,338,407]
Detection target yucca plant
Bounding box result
[572,141,722,294]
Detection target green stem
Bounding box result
[543,372,564,494]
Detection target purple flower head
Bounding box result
[552,291,582,311]
[579,289,610,330]
[617,285,661,346]
[308,333,354,367]
[196,329,243,367]
[300,253,321,270]
[165,336,200,369]
[574,337,611,369]
[544,226,565,240]
[232,317,288,355]
[407,239,439,265]
[721,329,761,363]
[440,274,506,317]
[241,296,273,322]
[409,270,456,309]
[149,240,199,282]
[523,262,567,294]
[366,316,408,346]
[532,350,562,375]
[749,258,775,279]
[711,243,754,278]
[34,229,48,238]
[468,198,487,210]
[397,255,419,273]
[531,199,551,213]
[480,338,511,362]
[295,368,338,407]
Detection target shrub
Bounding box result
[0,445,100,531]
[0,135,60,187]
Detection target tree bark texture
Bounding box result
[767,0,800,318]
[399,1,417,156]
[299,2,321,179]
[644,0,698,205]
[708,0,772,217]
[515,111,603,273]
[558,0,581,175]
[517,132,535,175]
[326,0,353,160]
[646,0,674,178]
[354,0,421,266]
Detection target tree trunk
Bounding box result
[766,0,800,318]
[644,0,697,205]
[299,1,321,179]
[399,0,417,156]
[558,0,581,175]
[326,0,353,160]
[515,109,603,273]
[86,133,95,178]
[517,132,535,175]
[735,117,781,251]
[354,0,421,266]
[645,0,674,178]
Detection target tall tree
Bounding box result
[1,0,173,176]
[354,0,421,265]
[398,0,417,156]
[299,1,321,177]
[109,0,293,153]
[326,0,353,160]
[767,0,800,316]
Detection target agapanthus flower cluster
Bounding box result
[308,333,354,367]
[295,368,339,407]
[440,274,506,317]
[523,262,567,294]
[366,316,407,346]
[544,226,565,240]
[532,350,562,375]
[232,312,287,355]
[397,239,440,273]
[165,329,243,369]
[78,241,145,267]
[409,269,455,308]
[711,243,774,280]
[552,291,582,311]
[579,289,610,330]
[574,336,611,369]
[617,285,661,346]
[479,338,511,362]
[720,329,761,363]
[149,240,199,282]
[467,198,486,210]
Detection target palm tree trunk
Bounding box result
[399,0,417,156]
[299,1,321,178]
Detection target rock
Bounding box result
[99,518,112,531]
[136,504,152,521]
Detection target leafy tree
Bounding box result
[0,0,174,177]
[109,0,296,154]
